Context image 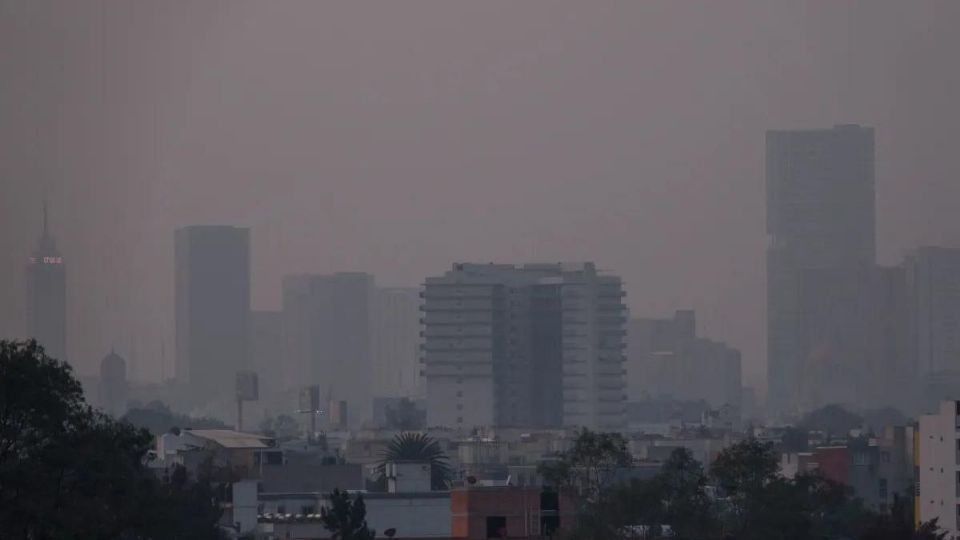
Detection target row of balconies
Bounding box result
[421,328,493,337]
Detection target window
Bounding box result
[486,516,507,538]
[879,479,888,500]
[457,416,463,424]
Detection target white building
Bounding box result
[421,262,627,431]
[918,400,960,538]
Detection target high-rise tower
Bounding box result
[421,262,627,431]
[766,125,875,417]
[175,226,250,403]
[25,203,66,362]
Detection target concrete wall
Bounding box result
[919,401,958,539]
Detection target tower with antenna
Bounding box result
[25,201,67,362]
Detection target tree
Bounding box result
[709,438,783,539]
[859,495,946,540]
[321,488,376,540]
[260,413,301,441]
[709,438,871,540]
[375,432,452,490]
[656,448,717,539]
[538,429,632,503]
[123,400,227,435]
[0,339,224,539]
[799,404,864,438]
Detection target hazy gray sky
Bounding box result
[2,1,959,390]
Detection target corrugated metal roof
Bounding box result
[187,429,272,449]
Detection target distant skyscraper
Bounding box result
[250,310,282,396]
[99,349,128,417]
[372,287,422,398]
[281,272,374,427]
[766,125,875,417]
[421,262,627,431]
[174,226,250,402]
[25,204,66,362]
[903,247,960,408]
[627,310,742,411]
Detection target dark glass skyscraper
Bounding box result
[25,205,66,362]
[766,125,875,417]
[175,226,250,403]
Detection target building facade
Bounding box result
[98,349,128,417]
[421,262,627,431]
[904,247,960,410]
[281,272,375,427]
[372,287,422,398]
[250,310,282,396]
[25,205,66,363]
[174,226,250,403]
[918,401,960,539]
[766,125,876,418]
[627,310,742,412]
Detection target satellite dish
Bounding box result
[467,475,477,485]
[384,528,397,538]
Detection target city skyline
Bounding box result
[3,2,960,395]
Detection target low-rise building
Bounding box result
[918,400,960,538]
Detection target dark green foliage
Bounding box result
[859,495,947,540]
[0,339,224,539]
[708,438,872,540]
[656,449,715,539]
[320,488,376,540]
[538,428,631,503]
[799,404,864,437]
[552,431,944,540]
[861,408,909,435]
[123,400,227,435]
[376,432,452,490]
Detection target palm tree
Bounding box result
[375,432,452,490]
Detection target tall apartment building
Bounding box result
[627,310,742,411]
[766,125,875,417]
[25,205,66,363]
[905,247,960,376]
[421,262,627,431]
[904,247,960,409]
[174,226,250,402]
[918,400,960,538]
[281,272,374,427]
[372,287,422,398]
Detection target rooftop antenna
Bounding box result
[130,335,137,383]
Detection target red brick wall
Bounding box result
[813,447,850,485]
[451,487,570,539]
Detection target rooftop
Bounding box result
[186,429,273,449]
